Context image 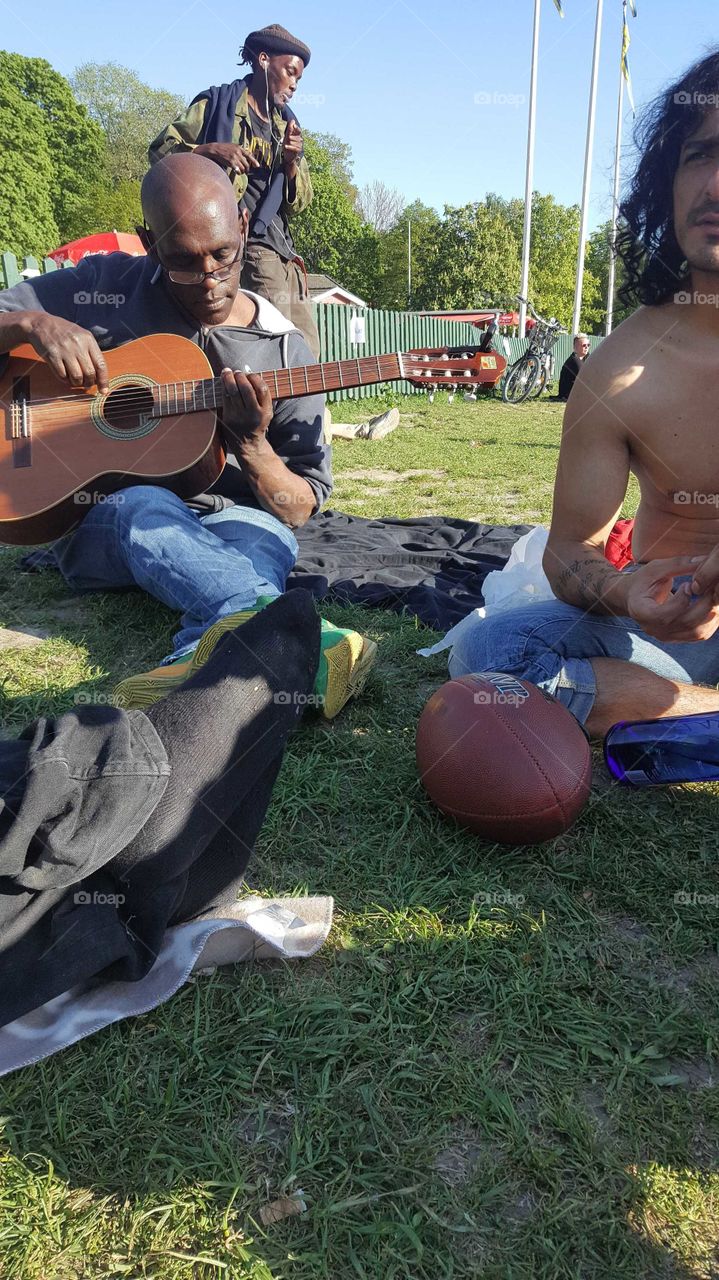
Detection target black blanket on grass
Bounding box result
[289,511,531,631]
[20,511,531,634]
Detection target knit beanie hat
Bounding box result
[240,23,311,68]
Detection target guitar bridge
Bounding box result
[9,375,31,467]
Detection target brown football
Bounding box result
[416,672,592,844]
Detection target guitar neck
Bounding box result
[151,352,404,416]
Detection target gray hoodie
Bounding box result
[0,253,331,511]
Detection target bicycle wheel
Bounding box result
[502,354,541,404]
[531,365,548,398]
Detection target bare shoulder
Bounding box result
[577,306,662,390]
[563,305,668,436]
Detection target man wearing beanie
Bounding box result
[149,23,320,356]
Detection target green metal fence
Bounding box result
[0,253,60,287]
[314,305,603,402]
[313,304,482,402]
[0,251,603,399]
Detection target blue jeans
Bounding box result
[53,486,298,659]
[447,598,719,725]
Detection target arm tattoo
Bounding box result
[554,556,620,613]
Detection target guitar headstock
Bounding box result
[402,345,503,387]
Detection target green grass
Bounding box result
[0,394,717,1279]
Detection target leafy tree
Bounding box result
[305,132,358,205]
[0,53,106,247]
[88,180,143,235]
[430,201,521,312]
[72,61,185,184]
[292,133,379,300]
[372,201,442,310]
[0,77,58,256]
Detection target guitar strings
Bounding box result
[22,351,477,402]
[24,354,479,419]
[24,357,407,407]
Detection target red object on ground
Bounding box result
[605,518,635,570]
[416,673,592,845]
[46,232,146,266]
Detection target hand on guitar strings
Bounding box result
[26,313,109,391]
[220,367,273,446]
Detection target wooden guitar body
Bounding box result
[0,334,224,545]
[0,332,491,545]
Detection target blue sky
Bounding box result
[5,0,718,228]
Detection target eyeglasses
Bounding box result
[162,242,243,286]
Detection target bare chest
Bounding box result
[621,349,719,508]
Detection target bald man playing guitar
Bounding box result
[0,152,376,718]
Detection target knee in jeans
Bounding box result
[112,485,183,523]
[449,613,531,679]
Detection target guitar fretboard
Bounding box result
[151,352,404,416]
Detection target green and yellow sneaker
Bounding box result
[112,597,376,720]
[316,619,377,719]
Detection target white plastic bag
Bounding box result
[418,527,553,657]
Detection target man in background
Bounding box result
[150,22,320,357]
[557,333,590,401]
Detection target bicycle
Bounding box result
[501,296,565,405]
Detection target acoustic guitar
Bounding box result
[0,332,500,545]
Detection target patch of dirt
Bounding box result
[503,1191,537,1224]
[581,1084,611,1130]
[340,468,446,484]
[0,625,49,649]
[234,1097,296,1149]
[451,1012,491,1057]
[660,950,719,995]
[433,1126,494,1187]
[662,1057,715,1090]
[690,1119,719,1168]
[605,915,654,945]
[0,599,95,644]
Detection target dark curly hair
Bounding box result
[617,48,719,309]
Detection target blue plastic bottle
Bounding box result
[604,712,719,787]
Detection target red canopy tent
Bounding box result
[46,232,146,266]
[417,309,534,334]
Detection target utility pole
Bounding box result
[518,0,541,339]
[572,0,604,337]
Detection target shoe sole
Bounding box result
[112,607,259,710]
[321,636,378,720]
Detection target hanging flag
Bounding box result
[552,0,565,14]
[621,0,635,115]
[627,0,637,15]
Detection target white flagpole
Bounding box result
[606,49,624,335]
[572,0,604,337]
[518,0,541,340]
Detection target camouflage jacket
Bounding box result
[148,77,313,216]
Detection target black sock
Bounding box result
[171,751,284,923]
[105,590,319,979]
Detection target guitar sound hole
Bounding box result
[103,385,154,432]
